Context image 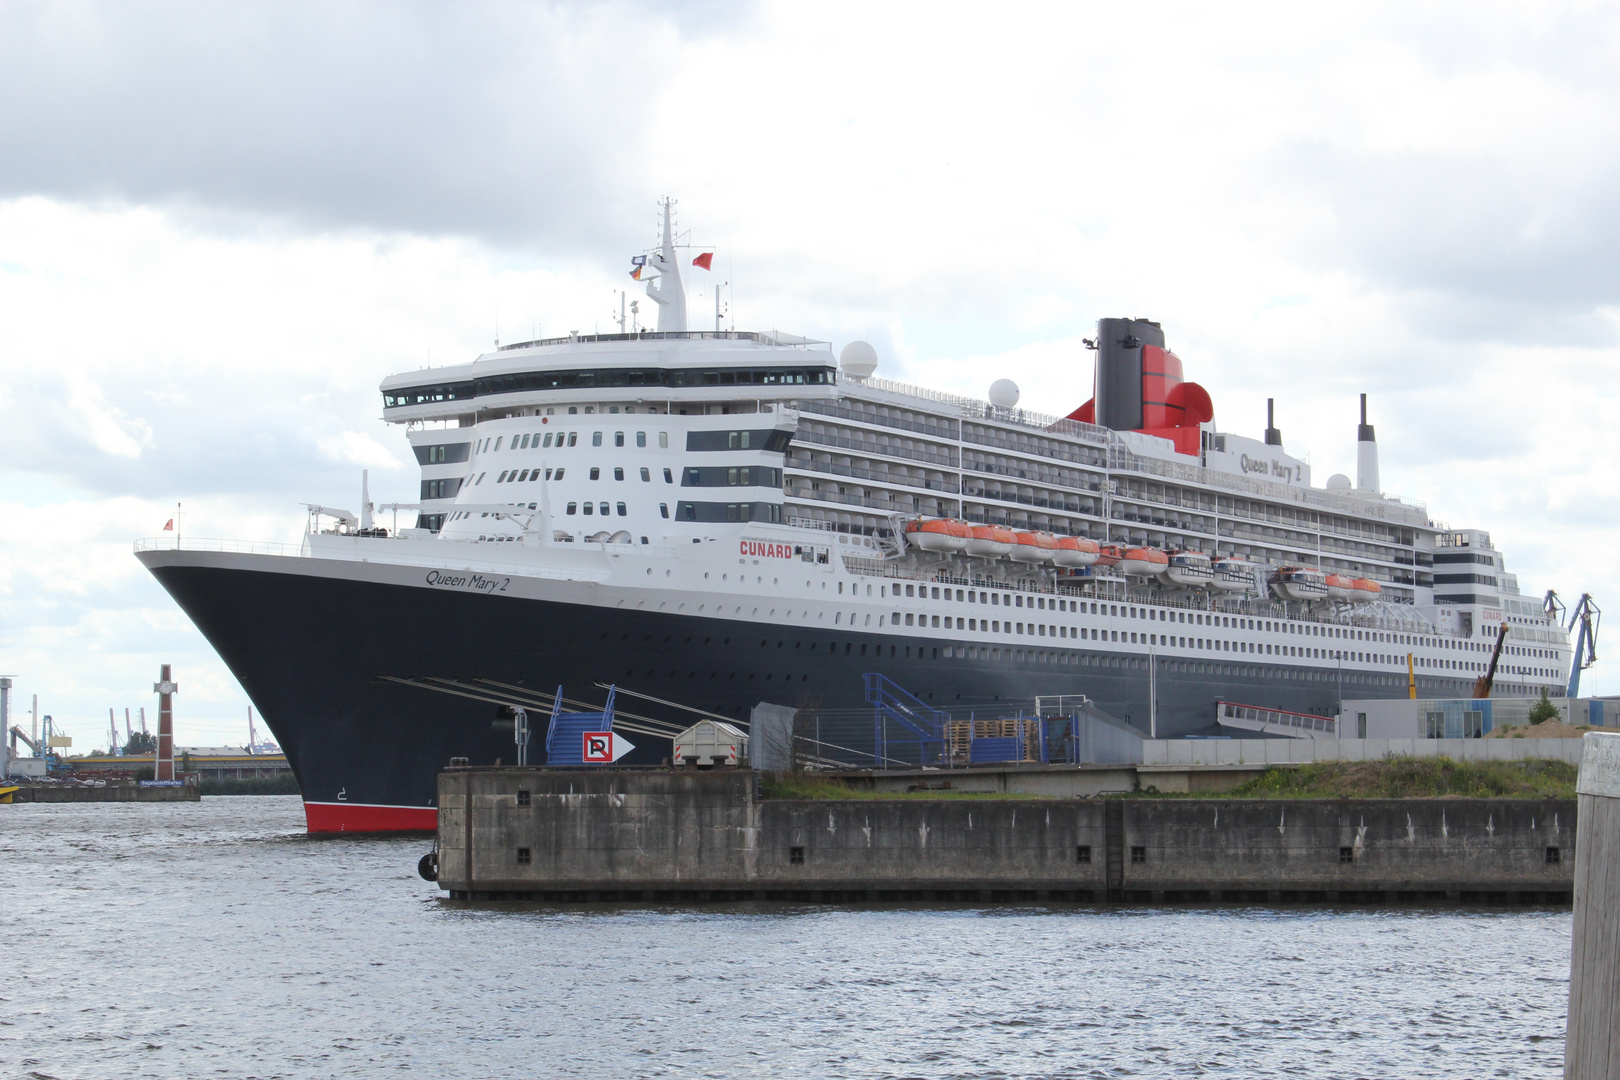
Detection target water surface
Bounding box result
[0,796,1570,1078]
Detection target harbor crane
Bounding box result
[1566,593,1601,699]
[1473,621,1510,699]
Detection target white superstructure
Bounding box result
[348,206,1577,712]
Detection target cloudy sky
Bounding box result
[2,0,1618,749]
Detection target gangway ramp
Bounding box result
[1217,701,1338,739]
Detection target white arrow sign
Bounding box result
[582,731,635,764]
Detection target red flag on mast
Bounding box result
[163,519,174,531]
[692,252,714,271]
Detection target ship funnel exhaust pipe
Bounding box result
[1356,393,1380,494]
[1264,398,1283,447]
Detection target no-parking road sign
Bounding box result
[582,731,634,764]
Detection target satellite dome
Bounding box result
[988,379,1020,408]
[839,341,878,378]
[1326,473,1352,491]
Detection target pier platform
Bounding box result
[434,767,1574,904]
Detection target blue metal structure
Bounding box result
[544,685,617,766]
[864,673,948,768]
[1568,594,1601,699]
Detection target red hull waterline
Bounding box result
[303,801,438,834]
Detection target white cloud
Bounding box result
[318,431,407,471]
[4,0,1620,735]
[65,372,151,457]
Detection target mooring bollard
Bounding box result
[1566,732,1620,1079]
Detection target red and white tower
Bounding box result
[153,664,177,781]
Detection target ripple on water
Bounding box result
[0,796,1571,1079]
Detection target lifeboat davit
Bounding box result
[1095,544,1124,567]
[904,517,970,553]
[964,524,1015,558]
[1009,530,1059,564]
[1118,546,1169,577]
[1211,556,1255,592]
[1165,550,1214,588]
[1348,577,1381,604]
[1324,573,1356,602]
[1052,535,1101,568]
[1270,566,1328,602]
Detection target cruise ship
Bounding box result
[136,202,1576,831]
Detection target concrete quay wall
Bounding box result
[436,769,1575,904]
[10,780,201,803]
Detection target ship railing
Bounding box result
[791,427,960,468]
[839,555,1440,633]
[826,373,1431,529]
[796,398,960,441]
[134,535,615,583]
[1116,447,1429,524]
[495,329,830,352]
[134,536,308,557]
[787,458,960,494]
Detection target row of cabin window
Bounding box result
[476,431,671,453]
[495,466,677,484]
[677,502,785,523]
[881,614,1412,662]
[878,584,1438,643]
[564,502,637,517]
[682,466,782,488]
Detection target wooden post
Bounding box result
[1566,732,1620,1077]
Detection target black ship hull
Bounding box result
[141,550,1464,832]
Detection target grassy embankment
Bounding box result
[763,758,1577,801]
[1220,758,1575,799]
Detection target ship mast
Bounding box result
[644,197,687,333]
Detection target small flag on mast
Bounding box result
[163,519,174,531]
[629,266,643,280]
[692,252,714,271]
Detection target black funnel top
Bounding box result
[1265,398,1283,446]
[1093,317,1163,431]
[1358,393,1376,442]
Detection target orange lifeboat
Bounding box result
[1349,577,1381,604]
[964,524,1015,558]
[904,517,970,553]
[1052,535,1101,568]
[1095,543,1124,567]
[1324,573,1355,602]
[1009,530,1059,564]
[1118,546,1169,577]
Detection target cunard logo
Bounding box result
[740,539,793,559]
